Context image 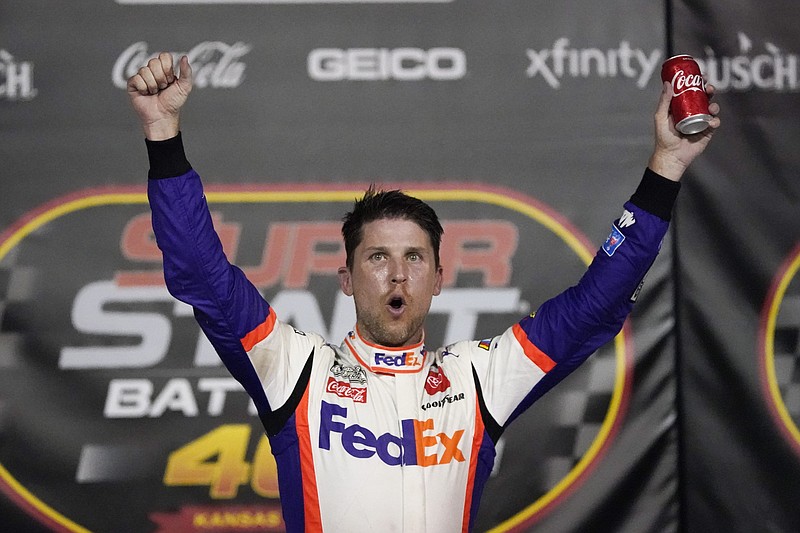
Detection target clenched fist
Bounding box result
[127,52,193,141]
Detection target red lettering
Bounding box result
[114,217,516,290]
[439,221,518,287]
[242,223,292,288]
[283,223,344,288]
[244,222,344,289]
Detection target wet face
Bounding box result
[338,218,443,347]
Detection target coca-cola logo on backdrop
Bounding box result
[112,41,251,89]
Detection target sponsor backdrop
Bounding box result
[0,0,796,531]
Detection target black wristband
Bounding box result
[629,168,681,221]
[145,132,192,180]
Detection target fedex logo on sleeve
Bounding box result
[319,401,465,467]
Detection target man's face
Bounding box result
[338,217,443,347]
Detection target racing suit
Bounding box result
[145,133,679,533]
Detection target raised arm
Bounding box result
[474,82,721,428]
[127,53,314,429]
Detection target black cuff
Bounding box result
[145,132,192,180]
[629,168,681,221]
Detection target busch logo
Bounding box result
[0,49,37,101]
[670,69,705,96]
[112,41,250,89]
[424,366,451,395]
[330,362,367,384]
[697,32,799,92]
[326,377,367,403]
[319,401,465,466]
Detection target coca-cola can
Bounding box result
[661,54,712,135]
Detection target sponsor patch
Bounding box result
[326,377,367,403]
[618,209,636,228]
[319,401,465,466]
[421,392,465,411]
[424,366,451,395]
[602,225,626,257]
[330,361,367,384]
[374,351,421,369]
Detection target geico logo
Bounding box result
[374,352,420,367]
[319,401,465,466]
[307,47,466,81]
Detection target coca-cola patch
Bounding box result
[424,366,451,395]
[326,377,367,403]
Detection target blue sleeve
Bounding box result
[505,169,676,424]
[146,137,274,414]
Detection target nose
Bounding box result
[390,259,407,284]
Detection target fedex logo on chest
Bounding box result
[318,401,466,467]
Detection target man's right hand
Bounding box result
[127,52,193,141]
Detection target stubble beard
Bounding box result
[357,308,425,348]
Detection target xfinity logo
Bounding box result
[526,38,661,89]
[308,47,466,81]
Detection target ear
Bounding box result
[338,266,353,296]
[432,265,443,296]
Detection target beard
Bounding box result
[356,307,426,347]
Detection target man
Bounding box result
[128,53,719,532]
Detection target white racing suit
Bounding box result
[145,134,678,532]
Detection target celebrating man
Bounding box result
[128,52,719,532]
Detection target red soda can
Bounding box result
[661,54,711,134]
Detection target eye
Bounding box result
[370,252,386,261]
[407,252,420,262]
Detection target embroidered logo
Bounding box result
[618,209,636,228]
[424,366,451,395]
[602,225,626,257]
[330,361,367,384]
[326,377,367,403]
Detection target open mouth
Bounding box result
[387,296,405,312]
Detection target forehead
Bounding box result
[357,218,433,250]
